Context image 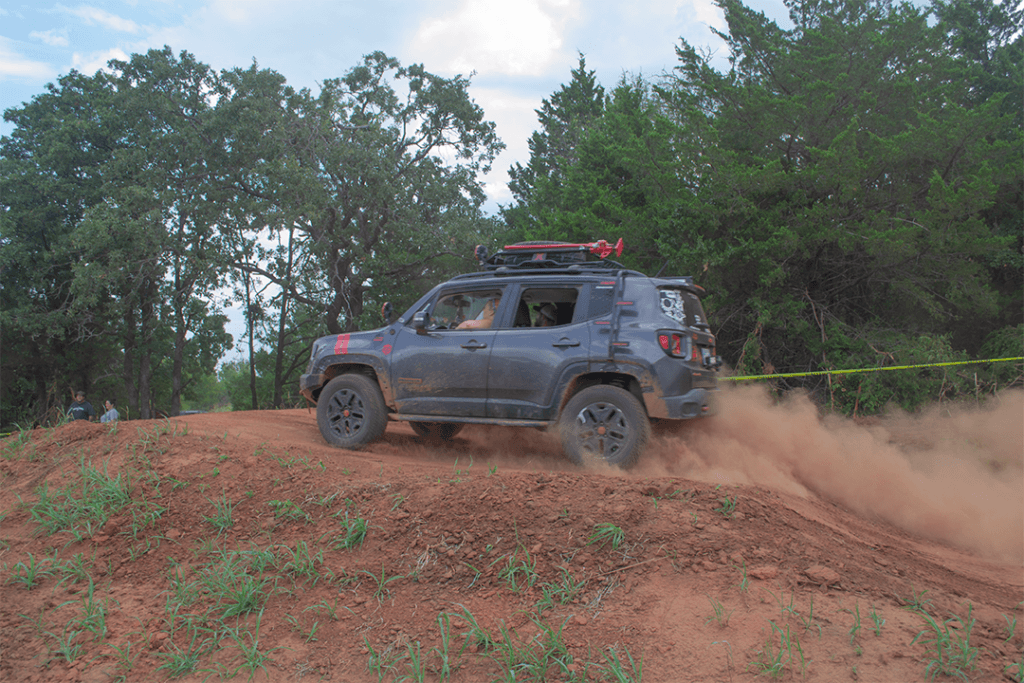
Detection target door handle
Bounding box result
[460,341,488,350]
[552,339,580,348]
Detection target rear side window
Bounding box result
[659,288,708,328]
[586,283,615,319]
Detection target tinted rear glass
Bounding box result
[659,288,708,328]
[587,284,615,319]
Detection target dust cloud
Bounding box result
[645,385,1024,564]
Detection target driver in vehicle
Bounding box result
[457,297,500,330]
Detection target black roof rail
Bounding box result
[476,239,628,271]
[448,265,646,281]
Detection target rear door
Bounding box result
[486,284,590,420]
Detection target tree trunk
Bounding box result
[138,276,157,420]
[272,224,296,409]
[170,257,186,417]
[273,292,289,408]
[123,307,138,419]
[243,268,258,410]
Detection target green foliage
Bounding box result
[911,604,979,681]
[503,0,1022,415]
[330,511,369,550]
[203,494,235,532]
[748,621,807,679]
[6,552,54,589]
[979,325,1024,387]
[504,53,607,238]
[492,546,540,594]
[27,460,133,539]
[715,496,738,518]
[705,595,734,627]
[2,46,505,426]
[588,522,626,550]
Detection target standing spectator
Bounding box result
[68,391,96,421]
[100,399,119,423]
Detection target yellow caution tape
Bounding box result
[719,357,1024,382]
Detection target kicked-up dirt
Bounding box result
[1,386,1021,683]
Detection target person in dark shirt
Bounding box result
[68,391,96,421]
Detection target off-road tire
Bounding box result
[559,385,650,468]
[316,374,388,449]
[409,422,466,440]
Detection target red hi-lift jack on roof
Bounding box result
[475,238,624,268]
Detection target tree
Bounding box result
[231,52,506,335]
[500,0,1020,413]
[0,69,123,425]
[1,48,240,424]
[660,0,1021,410]
[68,48,235,418]
[503,54,606,236]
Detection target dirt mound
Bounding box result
[1,388,1021,682]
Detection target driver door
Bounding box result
[388,286,507,417]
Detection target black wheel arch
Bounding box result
[558,372,647,419]
[315,360,394,407]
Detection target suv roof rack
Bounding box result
[475,239,628,271]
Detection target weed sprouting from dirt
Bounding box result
[911,603,979,681]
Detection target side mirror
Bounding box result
[381,302,394,324]
[413,310,430,335]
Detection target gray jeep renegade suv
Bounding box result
[299,240,721,467]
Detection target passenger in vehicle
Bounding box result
[535,304,557,327]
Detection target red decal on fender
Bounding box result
[334,333,350,355]
[382,344,393,355]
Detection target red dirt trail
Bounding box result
[1,387,1021,682]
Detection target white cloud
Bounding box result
[62,4,141,33]
[470,86,547,208]
[30,29,70,47]
[206,0,282,26]
[71,47,129,75]
[412,0,581,77]
[0,37,55,79]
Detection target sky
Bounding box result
[0,0,791,209]
[0,0,790,350]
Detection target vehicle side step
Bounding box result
[390,414,554,428]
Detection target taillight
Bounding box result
[658,331,689,358]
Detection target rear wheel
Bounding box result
[316,374,388,449]
[559,385,650,468]
[409,422,465,441]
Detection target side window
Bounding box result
[510,287,580,329]
[586,284,614,320]
[427,289,504,330]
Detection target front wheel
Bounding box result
[559,385,650,468]
[409,422,465,441]
[316,374,388,449]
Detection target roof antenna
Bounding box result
[654,258,670,278]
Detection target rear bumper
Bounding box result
[658,388,717,419]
